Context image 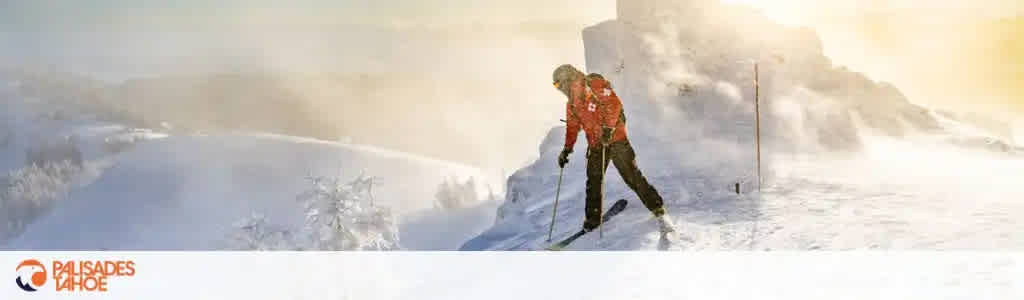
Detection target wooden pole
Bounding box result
[754,62,762,191]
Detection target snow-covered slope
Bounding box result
[3,132,497,250]
[1,77,499,250]
[462,0,1024,250]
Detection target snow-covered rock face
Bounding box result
[464,0,978,251]
[593,0,943,155]
[585,0,948,195]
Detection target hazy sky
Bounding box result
[0,0,615,30]
[727,0,1023,118]
[737,0,1021,23]
[751,0,1022,117]
[1,0,1021,165]
[2,0,1020,112]
[2,0,1019,29]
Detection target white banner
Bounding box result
[3,252,1022,300]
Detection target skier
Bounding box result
[551,64,676,235]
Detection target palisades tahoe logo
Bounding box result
[15,259,136,292]
[15,260,46,292]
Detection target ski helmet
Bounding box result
[552,64,583,96]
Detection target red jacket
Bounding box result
[564,77,627,149]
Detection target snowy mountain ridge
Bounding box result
[0,81,501,249]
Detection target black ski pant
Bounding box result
[583,139,666,231]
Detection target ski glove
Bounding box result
[601,127,615,145]
[558,148,572,168]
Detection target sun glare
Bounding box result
[719,0,807,26]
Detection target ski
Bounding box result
[546,199,628,251]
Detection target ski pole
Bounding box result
[547,166,565,242]
[599,144,606,239]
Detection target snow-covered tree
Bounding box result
[433,176,480,211]
[0,160,82,242]
[227,173,400,251]
[227,212,295,250]
[298,173,399,250]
